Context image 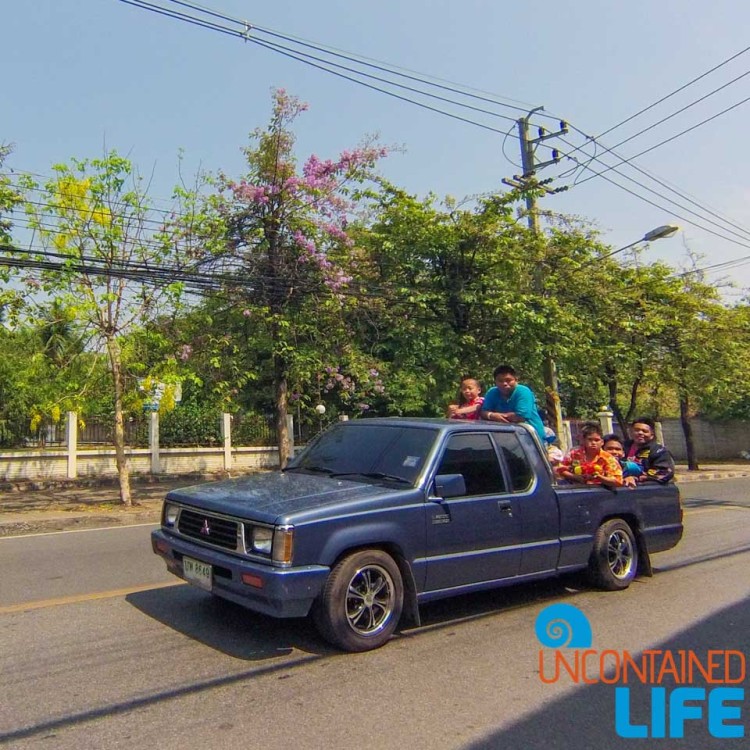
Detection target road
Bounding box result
[1,479,749,749]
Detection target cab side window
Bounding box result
[492,432,534,492]
[437,433,506,496]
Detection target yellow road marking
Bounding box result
[0,580,186,614]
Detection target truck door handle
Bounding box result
[497,501,513,517]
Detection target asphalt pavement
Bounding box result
[1,463,749,537]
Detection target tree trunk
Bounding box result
[106,336,132,506]
[274,351,290,468]
[679,390,699,471]
[624,371,642,427]
[605,363,627,435]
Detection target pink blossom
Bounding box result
[179,344,193,361]
[233,182,269,205]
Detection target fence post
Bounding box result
[597,409,614,436]
[149,411,161,474]
[286,414,295,457]
[655,420,665,446]
[222,413,232,471]
[561,420,572,453]
[66,411,78,479]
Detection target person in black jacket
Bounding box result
[623,417,675,484]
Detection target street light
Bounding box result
[643,224,680,242]
[600,224,680,261]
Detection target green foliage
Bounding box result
[2,116,749,465]
[231,412,276,446]
[159,403,222,447]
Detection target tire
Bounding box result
[313,549,404,652]
[587,518,639,591]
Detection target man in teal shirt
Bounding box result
[480,364,546,442]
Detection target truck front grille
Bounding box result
[177,509,239,551]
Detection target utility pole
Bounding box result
[502,107,569,448]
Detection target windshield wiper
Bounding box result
[285,464,337,475]
[332,471,411,485]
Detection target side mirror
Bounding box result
[433,473,466,500]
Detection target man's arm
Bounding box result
[640,444,675,484]
[482,410,511,422]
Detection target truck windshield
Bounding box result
[287,423,437,486]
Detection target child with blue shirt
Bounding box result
[480,364,546,443]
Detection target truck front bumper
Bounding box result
[151,528,330,618]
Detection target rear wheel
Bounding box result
[313,549,404,652]
[587,518,638,590]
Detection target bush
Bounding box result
[159,405,222,447]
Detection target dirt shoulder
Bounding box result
[1,465,749,537]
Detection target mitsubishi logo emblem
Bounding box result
[200,519,211,536]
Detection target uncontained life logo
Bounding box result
[534,603,746,740]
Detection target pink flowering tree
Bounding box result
[209,90,387,465]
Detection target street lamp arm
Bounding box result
[599,224,680,262]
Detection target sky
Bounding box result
[4,0,750,296]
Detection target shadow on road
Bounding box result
[463,595,750,750]
[127,572,593,659]
[126,584,332,659]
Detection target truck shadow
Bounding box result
[126,584,334,659]
[127,574,588,660]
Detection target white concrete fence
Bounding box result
[3,409,748,483]
[0,412,294,483]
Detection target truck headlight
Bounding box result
[250,526,273,555]
[163,502,179,527]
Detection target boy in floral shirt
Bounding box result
[556,422,623,488]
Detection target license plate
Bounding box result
[183,556,212,591]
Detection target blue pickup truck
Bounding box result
[152,418,683,651]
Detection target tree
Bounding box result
[356,186,556,412]
[205,89,387,465]
[15,153,198,504]
[0,144,25,321]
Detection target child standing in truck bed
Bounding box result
[447,376,484,420]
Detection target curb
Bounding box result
[0,471,228,494]
[675,470,750,483]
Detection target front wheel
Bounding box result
[313,549,404,652]
[587,519,638,590]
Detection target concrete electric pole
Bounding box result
[502,107,569,448]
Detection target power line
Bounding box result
[675,253,750,278]
[119,0,547,136]
[572,94,750,188]
[596,44,750,140]
[157,0,556,119]
[551,147,750,253]
[550,137,750,244]
[562,133,750,240]
[604,67,750,154]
